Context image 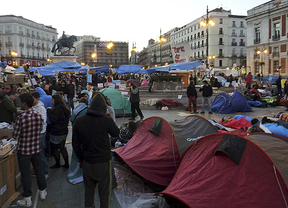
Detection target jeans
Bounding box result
[68,97,74,110]
[201,97,212,112]
[40,132,49,175]
[17,151,47,197]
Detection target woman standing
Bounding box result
[129,83,144,121]
[48,94,71,169]
[187,81,198,114]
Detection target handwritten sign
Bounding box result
[171,42,193,63]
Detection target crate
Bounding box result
[0,144,12,156]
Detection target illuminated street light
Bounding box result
[107,42,113,72]
[256,49,268,81]
[11,51,18,66]
[200,6,215,69]
[91,53,97,59]
[47,58,52,62]
[80,62,85,66]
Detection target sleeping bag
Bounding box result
[262,123,288,138]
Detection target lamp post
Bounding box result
[256,49,268,82]
[107,42,113,65]
[200,6,215,70]
[46,58,52,66]
[132,46,137,64]
[11,51,18,66]
[156,29,166,66]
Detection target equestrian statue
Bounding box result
[51,31,77,55]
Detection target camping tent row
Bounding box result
[116,62,204,74]
[16,61,110,76]
[115,115,288,208]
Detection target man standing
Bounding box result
[13,93,47,207]
[129,83,144,121]
[31,91,49,180]
[276,75,282,97]
[246,72,252,89]
[200,80,213,114]
[66,79,75,110]
[0,92,21,123]
[72,93,119,208]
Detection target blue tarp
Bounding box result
[211,91,252,114]
[154,62,203,72]
[78,65,110,73]
[116,65,143,74]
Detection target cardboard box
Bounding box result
[0,154,15,206]
[0,129,13,139]
[5,75,24,85]
[0,144,12,156]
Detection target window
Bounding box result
[219,60,222,66]
[240,48,244,56]
[273,22,280,39]
[254,62,259,74]
[240,21,244,27]
[232,48,236,56]
[219,18,223,24]
[219,38,223,45]
[273,60,279,72]
[232,21,236,27]
[232,29,236,36]
[219,49,223,56]
[255,27,260,43]
[219,28,223,35]
[240,30,244,36]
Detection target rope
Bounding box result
[273,165,288,208]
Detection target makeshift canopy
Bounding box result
[159,133,288,208]
[116,65,143,74]
[150,62,203,72]
[78,65,110,73]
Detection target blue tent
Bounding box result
[153,62,203,72]
[211,91,252,113]
[116,65,143,74]
[78,65,110,73]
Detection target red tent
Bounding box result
[159,133,288,208]
[114,117,180,186]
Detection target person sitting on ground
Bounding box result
[264,89,272,97]
[244,91,253,100]
[247,118,265,134]
[112,121,137,147]
[250,85,258,94]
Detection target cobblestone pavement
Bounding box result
[12,105,286,208]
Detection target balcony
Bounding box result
[240,24,245,28]
[254,54,260,59]
[232,24,236,27]
[239,54,246,57]
[239,33,245,37]
[19,31,23,35]
[37,46,41,50]
[193,46,196,49]
[26,33,30,37]
[32,34,35,38]
[42,46,45,50]
[219,31,223,35]
[218,42,224,45]
[218,53,224,57]
[231,42,237,46]
[46,47,51,51]
[239,42,245,46]
[231,33,237,37]
[272,34,280,41]
[19,42,24,47]
[272,52,279,57]
[5,42,12,46]
[26,44,31,48]
[254,38,260,44]
[231,54,238,58]
[37,35,40,39]
[5,30,12,34]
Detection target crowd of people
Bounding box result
[0,73,143,208]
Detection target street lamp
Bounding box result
[46,58,52,65]
[132,46,137,64]
[208,55,216,67]
[200,6,215,69]
[256,49,268,81]
[156,29,166,66]
[107,42,113,70]
[11,51,18,66]
[91,53,97,67]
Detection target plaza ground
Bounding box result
[11,105,287,208]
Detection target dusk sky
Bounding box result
[2,0,267,53]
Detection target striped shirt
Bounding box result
[13,108,43,155]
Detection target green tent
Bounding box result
[100,88,132,117]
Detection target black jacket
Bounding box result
[48,104,70,136]
[72,94,120,163]
[199,85,213,97]
[129,87,140,103]
[187,85,197,98]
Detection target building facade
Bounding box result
[0,15,57,67]
[74,36,129,68]
[246,0,288,76]
[170,7,247,69]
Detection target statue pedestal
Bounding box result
[51,56,78,63]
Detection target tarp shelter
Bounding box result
[77,65,110,73]
[211,91,252,113]
[169,115,218,155]
[100,88,132,117]
[153,62,203,72]
[245,133,288,185]
[116,65,143,74]
[115,117,180,186]
[159,133,288,208]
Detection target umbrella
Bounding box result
[126,79,140,85]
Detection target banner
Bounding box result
[171,42,193,63]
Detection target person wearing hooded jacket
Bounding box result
[72,93,120,208]
[47,94,71,169]
[35,87,53,109]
